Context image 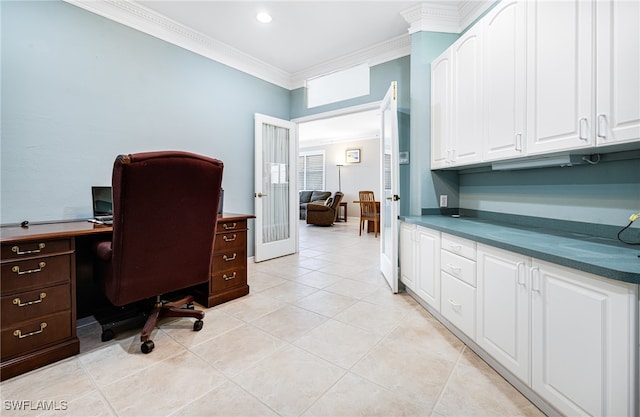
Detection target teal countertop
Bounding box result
[401,215,640,285]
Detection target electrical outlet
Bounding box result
[439,195,448,208]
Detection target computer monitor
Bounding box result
[92,186,113,217]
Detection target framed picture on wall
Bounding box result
[345,148,361,163]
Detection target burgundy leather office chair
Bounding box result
[93,151,223,353]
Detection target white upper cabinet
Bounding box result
[431,49,452,169]
[482,0,526,161]
[595,0,640,147]
[526,0,594,154]
[451,25,483,166]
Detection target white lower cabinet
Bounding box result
[415,226,440,310]
[477,244,531,384]
[400,223,638,416]
[399,223,416,292]
[531,260,637,417]
[441,271,476,338]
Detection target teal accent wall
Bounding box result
[1,0,289,237]
[409,31,459,215]
[459,158,640,227]
[290,56,411,119]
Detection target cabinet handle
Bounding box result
[597,114,607,140]
[223,272,237,281]
[515,133,522,152]
[223,223,237,230]
[579,118,589,141]
[223,253,237,262]
[517,262,526,286]
[448,244,463,252]
[531,267,540,293]
[222,234,237,242]
[13,292,47,307]
[447,298,462,312]
[13,322,47,339]
[12,262,46,275]
[446,263,462,274]
[12,243,45,255]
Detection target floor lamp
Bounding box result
[336,164,343,191]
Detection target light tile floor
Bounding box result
[1,220,545,417]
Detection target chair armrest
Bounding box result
[94,241,113,261]
[306,202,331,212]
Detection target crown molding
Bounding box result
[64,0,292,88]
[401,1,494,34]
[289,34,411,90]
[64,0,413,91]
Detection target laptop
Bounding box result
[91,186,113,225]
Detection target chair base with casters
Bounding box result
[95,294,205,353]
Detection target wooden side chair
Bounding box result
[358,190,379,237]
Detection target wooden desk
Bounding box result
[0,213,252,380]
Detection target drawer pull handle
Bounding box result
[12,262,46,275]
[13,322,47,339]
[223,234,237,242]
[447,299,462,312]
[223,223,237,230]
[13,292,47,307]
[449,244,462,252]
[12,243,45,255]
[223,253,237,262]
[223,272,237,281]
[446,263,461,273]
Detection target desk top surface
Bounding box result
[0,213,254,243]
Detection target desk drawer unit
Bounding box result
[0,237,79,381]
[194,215,251,307]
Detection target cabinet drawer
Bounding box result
[1,239,71,261]
[212,250,246,272]
[441,272,476,338]
[214,231,246,252]
[1,283,71,325]
[441,233,477,261]
[441,250,476,287]
[211,268,247,292]
[216,220,247,233]
[1,255,72,295]
[1,311,72,360]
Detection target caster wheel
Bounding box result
[101,329,115,342]
[193,319,204,332]
[141,340,155,354]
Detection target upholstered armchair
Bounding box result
[306,192,344,226]
[93,151,223,353]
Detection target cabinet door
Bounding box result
[431,50,452,169]
[531,260,637,417]
[596,0,640,146]
[399,223,416,291]
[451,25,483,166]
[415,226,440,311]
[526,0,594,154]
[483,0,526,161]
[476,245,530,383]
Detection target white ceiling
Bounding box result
[137,1,421,76]
[298,109,381,145]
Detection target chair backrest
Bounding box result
[330,192,344,209]
[105,151,223,305]
[359,191,377,218]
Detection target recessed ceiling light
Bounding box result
[256,12,272,23]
